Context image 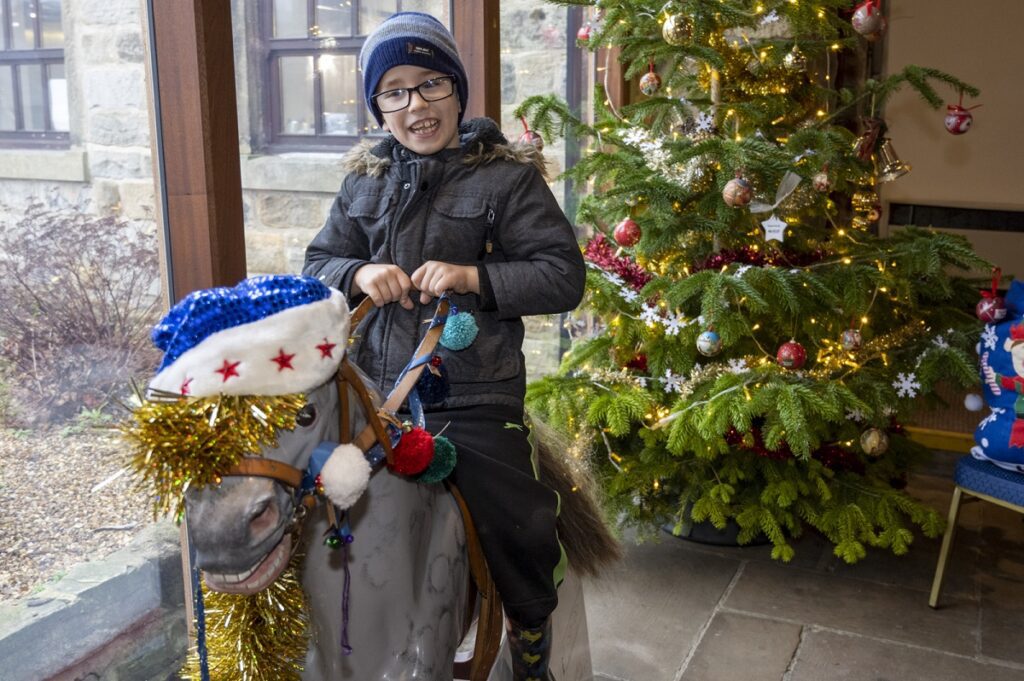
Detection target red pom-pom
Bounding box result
[389,427,435,475]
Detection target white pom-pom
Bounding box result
[320,443,371,509]
[964,393,984,412]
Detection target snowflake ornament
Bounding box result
[727,358,749,374]
[892,372,922,398]
[695,111,715,133]
[760,9,780,25]
[845,408,867,422]
[733,265,753,278]
[640,303,661,324]
[620,287,639,303]
[663,314,685,336]
[663,368,683,394]
[932,335,950,349]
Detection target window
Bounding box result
[261,0,449,151]
[0,0,68,147]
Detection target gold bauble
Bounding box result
[662,13,692,46]
[782,45,807,73]
[860,427,889,457]
[851,189,879,211]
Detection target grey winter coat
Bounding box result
[303,118,585,410]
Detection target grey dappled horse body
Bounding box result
[185,371,471,680]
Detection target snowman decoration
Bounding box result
[982,324,1024,449]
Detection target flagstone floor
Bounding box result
[582,451,1024,681]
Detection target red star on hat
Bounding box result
[215,359,241,382]
[271,348,296,371]
[180,377,193,396]
[316,338,337,359]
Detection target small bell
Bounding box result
[876,138,911,183]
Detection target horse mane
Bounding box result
[530,416,623,577]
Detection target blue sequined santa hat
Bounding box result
[148,275,350,398]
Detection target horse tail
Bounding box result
[531,416,623,577]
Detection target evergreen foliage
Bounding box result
[521,0,987,562]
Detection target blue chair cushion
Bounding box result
[955,455,1024,506]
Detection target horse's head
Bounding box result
[126,275,382,595]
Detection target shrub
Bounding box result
[0,204,162,425]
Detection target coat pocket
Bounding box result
[424,193,491,263]
[346,193,392,258]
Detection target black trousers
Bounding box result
[422,404,563,626]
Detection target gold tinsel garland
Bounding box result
[181,548,310,681]
[121,393,306,517]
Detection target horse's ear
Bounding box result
[320,443,371,509]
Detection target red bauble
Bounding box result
[613,217,642,247]
[944,104,973,135]
[625,354,648,372]
[976,295,1007,323]
[576,24,592,42]
[389,427,435,475]
[776,340,807,369]
[851,0,886,40]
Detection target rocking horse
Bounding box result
[124,275,618,681]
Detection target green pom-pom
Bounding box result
[440,311,478,351]
[417,435,457,484]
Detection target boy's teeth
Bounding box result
[412,120,438,132]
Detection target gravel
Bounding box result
[0,426,154,602]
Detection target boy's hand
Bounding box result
[352,264,414,309]
[411,261,480,304]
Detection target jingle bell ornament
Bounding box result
[639,70,662,97]
[696,330,723,357]
[722,175,753,208]
[852,0,886,41]
[842,328,863,352]
[518,117,543,150]
[860,427,889,457]
[944,103,977,135]
[776,340,807,369]
[662,13,692,46]
[613,217,642,247]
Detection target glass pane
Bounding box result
[401,0,449,26]
[0,66,14,129]
[0,0,169,618]
[19,63,45,130]
[39,0,63,48]
[321,53,357,135]
[11,0,37,49]
[0,1,6,50]
[358,0,395,36]
[316,0,353,37]
[279,56,315,135]
[48,63,68,131]
[273,0,308,38]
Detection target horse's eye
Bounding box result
[296,404,317,427]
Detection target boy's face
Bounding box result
[376,65,461,155]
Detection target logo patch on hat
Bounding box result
[407,42,435,58]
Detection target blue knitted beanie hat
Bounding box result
[359,12,468,126]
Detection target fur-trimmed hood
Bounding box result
[340,117,549,180]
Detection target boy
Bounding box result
[303,12,585,681]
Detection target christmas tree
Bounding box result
[519,0,987,562]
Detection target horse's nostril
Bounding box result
[249,500,280,537]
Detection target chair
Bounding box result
[929,455,1024,608]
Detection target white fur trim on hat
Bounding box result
[320,443,372,509]
[148,289,350,398]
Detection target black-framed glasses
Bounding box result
[372,75,458,114]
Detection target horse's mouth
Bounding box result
[202,533,292,595]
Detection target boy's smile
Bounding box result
[377,65,461,155]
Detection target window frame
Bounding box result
[0,0,69,148]
[259,0,443,153]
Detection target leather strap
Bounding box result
[349,296,375,328]
[340,358,395,465]
[223,457,304,489]
[449,483,503,681]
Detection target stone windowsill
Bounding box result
[240,152,348,195]
[0,148,88,182]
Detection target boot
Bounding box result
[506,617,554,681]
